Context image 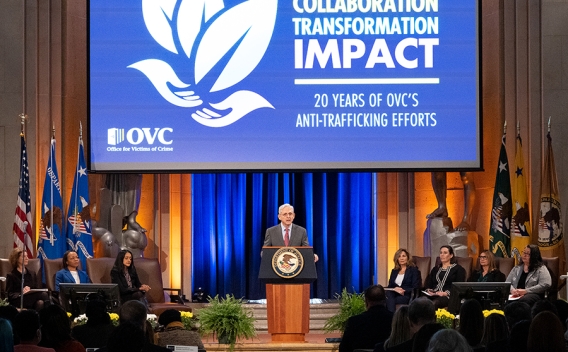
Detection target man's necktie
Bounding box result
[285,228,290,247]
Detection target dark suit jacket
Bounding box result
[469,268,506,283]
[110,267,142,296]
[387,266,421,297]
[55,268,91,291]
[263,224,309,247]
[427,263,466,294]
[339,304,394,352]
[5,268,40,301]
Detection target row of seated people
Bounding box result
[0,300,205,352]
[386,244,556,311]
[340,286,568,352]
[0,248,189,315]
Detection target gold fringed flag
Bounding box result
[538,131,563,251]
[511,131,531,263]
[489,132,512,257]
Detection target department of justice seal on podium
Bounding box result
[272,247,304,278]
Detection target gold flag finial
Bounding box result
[516,120,520,135]
[548,116,551,132]
[19,113,27,136]
[52,125,55,140]
[504,120,507,134]
[80,121,83,138]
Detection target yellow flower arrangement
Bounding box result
[482,309,504,318]
[435,308,455,329]
[109,312,120,326]
[180,310,197,330]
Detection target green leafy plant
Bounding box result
[197,294,256,351]
[323,288,366,334]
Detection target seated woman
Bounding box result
[386,248,421,312]
[110,249,151,303]
[5,248,49,311]
[469,250,505,282]
[424,245,466,309]
[506,244,551,306]
[55,250,91,291]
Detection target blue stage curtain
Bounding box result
[192,173,375,299]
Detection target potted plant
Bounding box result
[323,288,366,334]
[197,294,256,351]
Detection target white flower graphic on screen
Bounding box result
[128,0,277,127]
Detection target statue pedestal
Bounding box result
[425,217,480,258]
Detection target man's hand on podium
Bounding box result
[314,254,319,262]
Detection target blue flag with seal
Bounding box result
[65,131,93,269]
[37,138,65,282]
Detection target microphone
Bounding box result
[20,221,28,310]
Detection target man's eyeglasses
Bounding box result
[280,212,294,217]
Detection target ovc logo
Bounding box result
[128,0,278,127]
[108,128,173,145]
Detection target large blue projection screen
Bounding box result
[88,0,480,172]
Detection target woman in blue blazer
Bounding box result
[386,248,421,312]
[55,250,91,291]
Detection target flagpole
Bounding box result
[50,126,55,246]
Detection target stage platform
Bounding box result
[202,332,341,351]
[192,301,342,351]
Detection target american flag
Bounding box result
[13,134,34,257]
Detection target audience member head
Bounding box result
[384,305,411,348]
[84,293,111,326]
[527,311,565,352]
[393,248,415,270]
[39,304,74,348]
[0,318,14,352]
[481,313,509,347]
[158,309,181,327]
[113,249,135,273]
[509,320,530,352]
[107,322,145,352]
[427,328,472,352]
[524,244,543,272]
[364,284,386,308]
[119,300,147,330]
[476,250,496,271]
[62,250,80,270]
[531,299,558,319]
[552,299,568,330]
[9,247,27,270]
[13,310,41,344]
[438,245,455,265]
[408,298,436,334]
[504,301,531,330]
[412,323,444,352]
[458,299,483,347]
[0,305,19,323]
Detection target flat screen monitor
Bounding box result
[59,283,120,317]
[447,281,511,314]
[88,1,481,172]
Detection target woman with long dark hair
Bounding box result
[424,245,466,308]
[110,249,151,303]
[506,244,551,306]
[386,248,421,312]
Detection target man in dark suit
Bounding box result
[263,204,319,262]
[339,285,394,352]
[263,204,309,247]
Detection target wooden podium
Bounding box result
[259,247,317,343]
